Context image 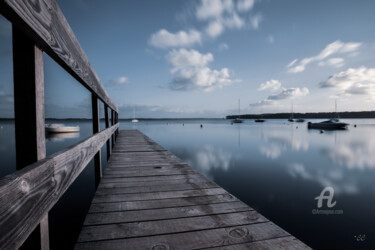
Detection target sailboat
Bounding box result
[131,106,138,123]
[288,103,294,122]
[233,99,243,123]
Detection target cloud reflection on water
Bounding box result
[172,145,233,179]
[323,141,375,170]
[288,162,358,194]
[259,127,309,159]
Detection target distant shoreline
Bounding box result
[226,111,375,120]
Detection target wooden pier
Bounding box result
[75,130,310,249]
[0,1,310,248]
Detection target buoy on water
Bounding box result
[200,124,203,128]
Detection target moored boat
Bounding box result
[255,119,265,122]
[45,124,80,133]
[307,119,348,130]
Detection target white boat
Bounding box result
[296,118,305,122]
[131,107,138,123]
[45,124,80,133]
[307,119,348,130]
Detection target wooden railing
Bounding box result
[0,0,119,249]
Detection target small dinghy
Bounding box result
[45,124,80,133]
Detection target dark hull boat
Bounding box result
[233,118,243,123]
[255,119,265,122]
[307,119,348,130]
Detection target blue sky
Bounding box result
[1,0,375,118]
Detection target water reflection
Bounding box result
[172,145,233,179]
[288,162,359,194]
[259,125,309,159]
[323,141,375,169]
[46,132,80,142]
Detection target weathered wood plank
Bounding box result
[0,0,117,111]
[77,211,268,242]
[205,236,311,250]
[88,194,238,213]
[101,168,197,178]
[13,26,46,169]
[104,105,111,160]
[91,188,227,203]
[98,176,211,189]
[12,25,50,249]
[95,182,218,195]
[75,222,292,250]
[0,124,118,249]
[99,173,204,184]
[84,202,251,226]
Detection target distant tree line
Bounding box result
[226,111,375,119]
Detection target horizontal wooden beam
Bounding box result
[0,0,118,112]
[0,124,118,249]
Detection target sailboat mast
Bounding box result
[238,99,241,118]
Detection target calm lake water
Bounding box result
[1,118,374,249]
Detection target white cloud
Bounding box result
[223,13,244,29]
[196,0,254,39]
[287,59,298,68]
[318,57,344,68]
[250,99,275,106]
[196,0,234,20]
[251,87,309,107]
[320,66,375,96]
[237,0,255,12]
[250,14,262,29]
[268,87,309,100]
[106,76,129,87]
[166,49,238,91]
[166,49,213,73]
[287,40,362,73]
[206,20,225,38]
[258,79,281,91]
[218,42,229,51]
[149,29,202,49]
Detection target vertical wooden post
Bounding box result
[91,94,101,187]
[111,109,115,148]
[104,105,110,160]
[13,26,49,250]
[116,112,119,137]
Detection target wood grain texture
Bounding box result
[88,194,238,213]
[76,130,310,249]
[13,26,46,169]
[0,124,118,249]
[1,0,117,111]
[83,202,251,226]
[75,223,298,250]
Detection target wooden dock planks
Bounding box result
[75,130,310,249]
